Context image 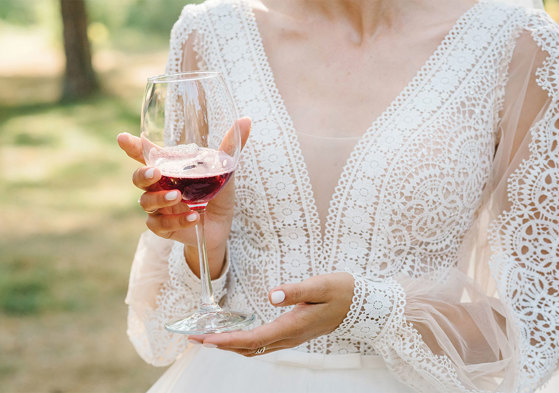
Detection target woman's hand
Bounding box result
[189,272,355,355]
[116,118,251,278]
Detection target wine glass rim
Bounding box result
[148,71,221,83]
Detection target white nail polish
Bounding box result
[145,168,155,178]
[271,290,285,304]
[187,213,198,222]
[165,190,178,200]
[203,343,217,349]
[188,339,202,345]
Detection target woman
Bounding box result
[117,0,559,391]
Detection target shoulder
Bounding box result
[166,0,249,72]
[475,0,555,25]
[475,2,559,63]
[520,6,559,56]
[171,0,245,34]
[502,3,559,66]
[175,0,246,20]
[479,0,559,35]
[499,4,559,105]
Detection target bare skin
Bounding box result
[119,0,479,356]
[254,0,476,140]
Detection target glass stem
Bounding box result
[194,208,221,313]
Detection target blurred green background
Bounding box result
[0,0,200,392]
[0,1,558,392]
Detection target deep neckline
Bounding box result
[239,0,484,269]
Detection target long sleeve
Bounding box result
[126,232,229,366]
[332,9,559,393]
[125,3,231,367]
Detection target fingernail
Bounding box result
[165,190,178,200]
[271,290,285,304]
[188,339,202,345]
[186,212,198,222]
[203,343,217,349]
[145,168,155,178]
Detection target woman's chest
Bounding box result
[231,83,500,280]
[257,14,462,141]
[199,0,515,277]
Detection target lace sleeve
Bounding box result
[126,235,229,366]
[330,275,406,344]
[125,3,232,366]
[331,10,559,393]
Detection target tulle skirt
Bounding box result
[147,346,415,393]
[147,345,559,393]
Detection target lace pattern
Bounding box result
[488,10,559,392]
[374,321,473,393]
[129,237,230,366]
[126,1,559,391]
[331,275,406,344]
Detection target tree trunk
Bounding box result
[60,0,98,100]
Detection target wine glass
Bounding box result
[140,71,254,334]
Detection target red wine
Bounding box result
[158,171,233,207]
[152,144,235,208]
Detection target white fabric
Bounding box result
[126,0,559,392]
[147,346,415,393]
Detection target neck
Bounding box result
[302,0,407,40]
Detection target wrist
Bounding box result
[333,272,356,309]
[330,274,406,343]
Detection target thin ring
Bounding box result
[255,346,266,355]
[138,198,157,214]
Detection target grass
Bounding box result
[0,24,167,392]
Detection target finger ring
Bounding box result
[255,346,266,355]
[138,198,157,214]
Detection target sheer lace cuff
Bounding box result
[331,274,406,343]
[126,240,230,366]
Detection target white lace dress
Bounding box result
[125,1,559,392]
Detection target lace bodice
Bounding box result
[126,1,559,392]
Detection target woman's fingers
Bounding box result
[146,210,199,236]
[189,333,297,357]
[117,132,145,164]
[132,167,161,191]
[198,313,298,351]
[269,273,354,307]
[139,189,183,213]
[217,342,293,357]
[268,277,329,307]
[119,119,250,165]
[219,117,252,154]
[238,117,251,149]
[242,338,298,357]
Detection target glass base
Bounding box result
[165,309,255,335]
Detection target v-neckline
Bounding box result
[239,0,483,269]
